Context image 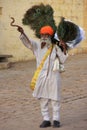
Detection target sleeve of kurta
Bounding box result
[19,33,38,54]
[56,46,68,64]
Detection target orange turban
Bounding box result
[40,26,54,36]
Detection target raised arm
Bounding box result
[19,30,33,50]
[10,17,33,50]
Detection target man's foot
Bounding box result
[53,120,60,127]
[40,120,51,128]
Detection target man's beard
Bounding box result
[40,38,51,49]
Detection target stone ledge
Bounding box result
[0,55,13,62]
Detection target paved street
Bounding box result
[0,54,87,130]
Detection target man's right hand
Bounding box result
[17,26,24,34]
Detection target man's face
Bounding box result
[40,34,51,44]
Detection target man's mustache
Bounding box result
[40,38,48,42]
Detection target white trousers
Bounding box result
[40,98,60,121]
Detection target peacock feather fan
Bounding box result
[22,3,57,38]
[57,17,78,42]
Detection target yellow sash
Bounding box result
[30,45,53,90]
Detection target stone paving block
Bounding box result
[0,62,11,69]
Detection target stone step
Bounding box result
[0,55,13,62]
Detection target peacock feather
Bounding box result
[22,3,57,38]
[57,17,78,42]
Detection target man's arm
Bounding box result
[56,46,68,64]
[17,27,33,49]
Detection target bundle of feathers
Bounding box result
[57,17,85,48]
[57,17,78,42]
[22,3,57,38]
[22,3,84,48]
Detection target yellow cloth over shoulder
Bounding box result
[30,45,53,90]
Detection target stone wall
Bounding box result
[0,0,87,62]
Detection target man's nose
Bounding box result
[42,35,46,38]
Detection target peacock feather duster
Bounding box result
[56,17,85,48]
[57,17,78,42]
[22,3,57,38]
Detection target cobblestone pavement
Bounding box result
[0,54,87,130]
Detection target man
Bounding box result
[17,25,68,128]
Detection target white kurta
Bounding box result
[20,34,68,101]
